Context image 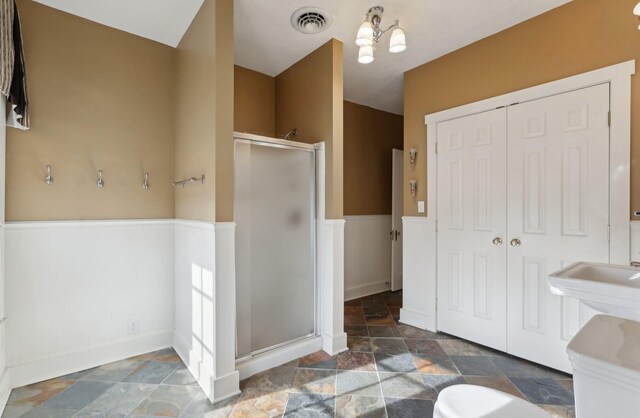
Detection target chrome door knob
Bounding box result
[510,238,521,247]
[492,237,503,246]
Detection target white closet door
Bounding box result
[506,84,610,372]
[437,108,508,351]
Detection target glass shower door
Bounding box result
[235,139,316,358]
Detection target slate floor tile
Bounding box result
[131,385,199,417]
[371,338,408,355]
[491,356,568,379]
[335,396,386,418]
[450,356,503,376]
[374,353,418,373]
[347,337,372,352]
[284,393,335,418]
[241,366,297,391]
[84,383,156,414]
[336,352,376,372]
[42,381,114,410]
[510,378,575,405]
[384,398,434,418]
[412,355,459,375]
[82,360,143,383]
[464,376,526,399]
[367,326,400,338]
[8,378,75,407]
[437,340,485,356]
[421,375,465,394]
[1,405,33,418]
[20,409,79,418]
[230,388,289,418]
[404,339,447,356]
[162,366,198,386]
[538,404,576,418]
[336,371,382,398]
[122,362,178,384]
[379,373,431,400]
[291,369,336,395]
[298,352,338,370]
[180,391,239,418]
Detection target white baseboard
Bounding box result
[345,281,391,301]
[236,337,323,380]
[0,370,10,417]
[9,331,172,389]
[322,332,348,356]
[399,308,433,332]
[173,330,215,399]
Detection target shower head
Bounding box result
[283,128,298,141]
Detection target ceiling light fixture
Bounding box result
[355,6,406,64]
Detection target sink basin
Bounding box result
[548,262,640,322]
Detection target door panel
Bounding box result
[437,108,508,351]
[506,84,610,372]
[391,149,403,291]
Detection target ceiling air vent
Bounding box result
[291,7,332,34]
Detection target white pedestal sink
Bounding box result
[548,261,640,322]
[548,262,640,418]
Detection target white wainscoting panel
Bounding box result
[5,220,174,387]
[344,215,392,300]
[399,216,436,331]
[631,221,640,262]
[173,220,217,400]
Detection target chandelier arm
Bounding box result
[379,21,399,35]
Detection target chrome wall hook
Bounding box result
[142,172,149,190]
[45,165,53,185]
[96,170,104,189]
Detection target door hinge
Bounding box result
[435,141,438,155]
[608,225,611,241]
[608,111,611,127]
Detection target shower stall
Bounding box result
[234,134,318,362]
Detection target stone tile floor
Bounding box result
[2,291,575,417]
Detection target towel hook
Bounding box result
[142,172,149,190]
[96,169,104,189]
[45,165,53,185]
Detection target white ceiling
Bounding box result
[235,0,572,114]
[35,0,572,114]
[33,0,204,48]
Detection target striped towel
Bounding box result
[1,0,29,130]
[0,0,14,96]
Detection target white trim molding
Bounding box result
[320,219,348,355]
[399,217,436,331]
[212,222,241,402]
[411,60,635,335]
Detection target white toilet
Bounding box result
[433,384,551,418]
[434,314,640,418]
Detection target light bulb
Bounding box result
[358,45,374,64]
[634,2,640,15]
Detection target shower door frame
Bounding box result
[233,133,320,361]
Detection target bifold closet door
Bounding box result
[437,108,508,351]
[235,140,316,359]
[506,84,610,372]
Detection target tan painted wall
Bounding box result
[234,66,275,137]
[344,101,403,216]
[214,0,235,223]
[6,0,176,221]
[275,39,344,219]
[404,0,640,217]
[174,0,216,222]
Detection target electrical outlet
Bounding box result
[127,319,140,335]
